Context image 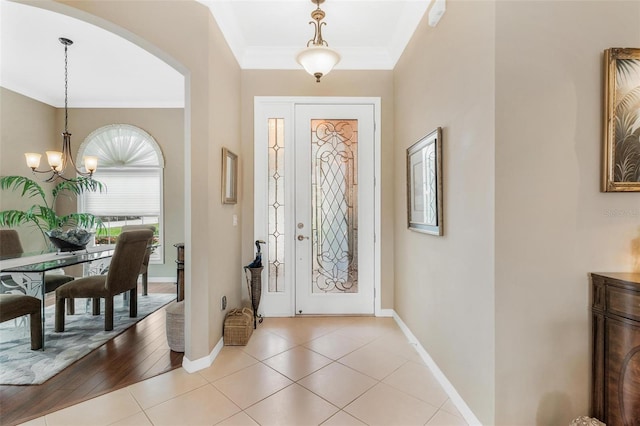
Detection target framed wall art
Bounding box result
[222,147,238,204]
[602,47,640,192]
[407,127,443,235]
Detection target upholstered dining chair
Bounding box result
[0,229,24,257]
[54,229,153,332]
[120,225,156,296]
[0,294,42,350]
[0,229,76,313]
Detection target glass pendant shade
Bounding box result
[46,151,63,170]
[83,156,98,173]
[25,153,42,169]
[296,46,341,82]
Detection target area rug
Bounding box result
[0,293,176,385]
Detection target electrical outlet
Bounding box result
[221,295,227,310]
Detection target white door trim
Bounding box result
[253,96,383,316]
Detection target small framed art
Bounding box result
[407,127,443,235]
[222,147,238,204]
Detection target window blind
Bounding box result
[83,168,162,216]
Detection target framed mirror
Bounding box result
[222,147,238,204]
[406,127,443,235]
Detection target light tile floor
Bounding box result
[20,317,468,426]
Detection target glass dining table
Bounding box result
[0,245,116,348]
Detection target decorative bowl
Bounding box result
[46,229,94,252]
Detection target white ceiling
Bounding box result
[0,0,431,108]
[200,0,431,70]
[0,0,185,108]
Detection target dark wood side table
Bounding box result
[174,243,184,302]
[590,272,640,425]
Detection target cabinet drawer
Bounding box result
[608,287,640,322]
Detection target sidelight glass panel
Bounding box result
[311,119,358,294]
[267,119,285,292]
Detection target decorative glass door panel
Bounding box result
[254,99,375,316]
[295,104,374,315]
[311,119,358,294]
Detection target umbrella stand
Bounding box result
[244,266,264,329]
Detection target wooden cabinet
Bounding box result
[590,273,640,425]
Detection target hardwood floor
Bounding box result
[0,283,183,426]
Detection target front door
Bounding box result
[254,98,378,316]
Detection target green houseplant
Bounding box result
[0,175,105,249]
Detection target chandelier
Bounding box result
[296,0,341,83]
[24,38,97,182]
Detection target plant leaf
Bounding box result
[58,212,104,232]
[52,177,106,200]
[0,210,30,228]
[0,176,46,202]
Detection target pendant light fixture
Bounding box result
[25,37,97,182]
[296,0,341,83]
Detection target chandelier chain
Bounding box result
[64,42,68,133]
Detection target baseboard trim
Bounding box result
[376,308,394,317]
[182,337,224,373]
[392,311,482,426]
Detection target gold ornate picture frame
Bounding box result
[407,127,443,235]
[602,48,640,192]
[222,147,238,204]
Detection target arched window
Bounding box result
[78,124,164,263]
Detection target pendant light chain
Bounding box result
[64,41,69,134]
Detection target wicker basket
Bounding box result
[223,307,253,346]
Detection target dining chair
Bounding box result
[120,224,156,296]
[54,229,153,332]
[0,229,24,257]
[0,229,76,313]
[0,294,42,350]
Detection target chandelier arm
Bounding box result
[316,21,326,46]
[62,132,91,177]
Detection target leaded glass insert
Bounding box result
[268,118,285,293]
[311,119,358,294]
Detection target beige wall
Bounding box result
[495,1,640,424]
[0,87,58,252]
[207,11,243,349]
[393,1,496,423]
[8,1,639,423]
[52,0,242,361]
[54,108,184,278]
[240,70,395,309]
[396,0,640,424]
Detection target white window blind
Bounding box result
[84,168,162,216]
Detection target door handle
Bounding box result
[297,235,309,241]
